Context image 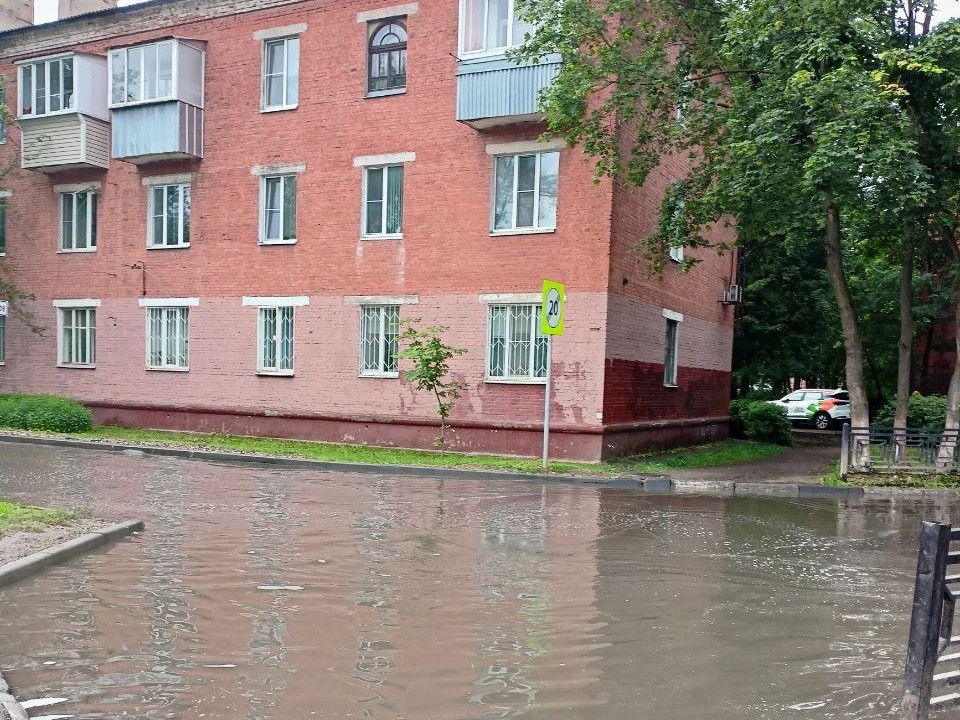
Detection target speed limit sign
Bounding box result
[541,281,565,336]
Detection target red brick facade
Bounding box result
[0,0,734,461]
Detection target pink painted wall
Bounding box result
[1,293,608,430]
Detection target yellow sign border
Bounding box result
[541,280,565,336]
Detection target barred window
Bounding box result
[359,305,399,376]
[58,307,95,366]
[258,306,295,374]
[147,307,189,370]
[487,304,547,381]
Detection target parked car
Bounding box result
[769,389,850,430]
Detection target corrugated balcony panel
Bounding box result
[456,56,561,126]
[112,100,204,163]
[21,114,109,171]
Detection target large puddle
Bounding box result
[0,441,953,719]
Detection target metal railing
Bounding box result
[902,522,960,719]
[841,427,960,476]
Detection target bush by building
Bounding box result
[730,399,794,446]
[0,394,92,433]
[873,392,948,430]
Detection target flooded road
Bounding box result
[0,441,950,719]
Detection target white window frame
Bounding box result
[362,164,404,238]
[17,54,75,119]
[147,183,191,249]
[59,190,97,253]
[54,300,99,368]
[663,309,683,387]
[137,298,200,372]
[242,296,309,376]
[259,174,298,244]
[0,192,8,257]
[108,40,178,108]
[0,312,6,364]
[0,83,7,144]
[359,304,401,378]
[261,36,300,112]
[485,302,547,384]
[490,149,559,235]
[669,194,685,262]
[458,0,533,59]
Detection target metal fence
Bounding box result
[841,427,960,476]
[901,521,960,719]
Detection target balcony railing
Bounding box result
[456,55,561,128]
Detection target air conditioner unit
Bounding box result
[722,284,743,305]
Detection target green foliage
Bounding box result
[517,0,960,422]
[398,322,467,451]
[833,471,960,488]
[0,394,92,433]
[730,400,794,446]
[0,501,77,535]
[874,392,948,429]
[728,399,751,439]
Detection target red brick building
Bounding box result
[0,0,736,460]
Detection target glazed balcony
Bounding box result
[109,38,205,163]
[18,53,109,172]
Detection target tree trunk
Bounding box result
[895,238,914,463]
[823,202,870,467]
[937,238,960,471]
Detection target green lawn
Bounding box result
[70,426,786,477]
[0,501,77,536]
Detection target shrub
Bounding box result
[729,399,752,439]
[730,399,793,446]
[0,394,92,433]
[874,392,948,430]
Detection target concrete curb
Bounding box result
[0,519,144,589]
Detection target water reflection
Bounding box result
[0,442,950,719]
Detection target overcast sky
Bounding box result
[31,0,960,24]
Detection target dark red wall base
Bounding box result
[603,359,731,424]
[89,402,730,463]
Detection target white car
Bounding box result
[769,389,850,430]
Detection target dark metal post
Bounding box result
[902,521,953,720]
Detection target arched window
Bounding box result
[368,20,407,93]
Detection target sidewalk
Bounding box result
[663,443,840,485]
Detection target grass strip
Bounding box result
[69,426,786,476]
[0,501,77,536]
[822,467,960,489]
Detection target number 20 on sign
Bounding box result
[541,281,564,336]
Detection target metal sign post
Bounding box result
[541,281,565,468]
